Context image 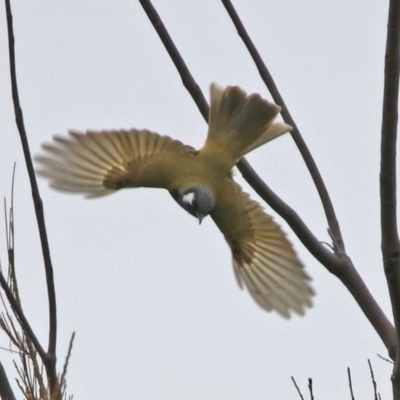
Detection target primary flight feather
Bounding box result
[36,83,314,318]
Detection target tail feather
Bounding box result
[203,83,291,165]
[242,121,292,156]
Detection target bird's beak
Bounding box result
[197,213,204,225]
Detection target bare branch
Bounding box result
[377,353,394,364]
[221,0,344,252]
[308,378,314,400]
[368,359,379,400]
[6,165,19,304]
[138,0,209,120]
[291,376,304,400]
[60,332,75,393]
[380,0,400,381]
[0,360,16,400]
[4,0,58,389]
[348,367,355,400]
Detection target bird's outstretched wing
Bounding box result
[211,184,314,318]
[35,129,196,197]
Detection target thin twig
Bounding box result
[60,332,75,391]
[0,273,46,361]
[4,164,21,312]
[221,0,345,253]
[4,0,58,389]
[348,367,355,400]
[307,378,314,400]
[291,376,304,400]
[0,346,19,354]
[8,164,18,303]
[368,359,379,400]
[0,296,22,351]
[377,353,394,364]
[1,170,46,364]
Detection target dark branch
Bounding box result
[368,359,379,400]
[308,378,314,400]
[291,376,304,400]
[377,353,394,364]
[380,0,400,378]
[348,367,355,400]
[4,0,58,390]
[0,360,16,400]
[221,0,345,253]
[138,0,209,120]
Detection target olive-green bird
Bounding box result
[36,83,314,318]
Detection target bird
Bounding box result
[35,83,314,318]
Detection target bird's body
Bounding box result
[36,83,314,317]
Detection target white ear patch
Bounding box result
[182,192,195,205]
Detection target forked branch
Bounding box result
[137,0,396,357]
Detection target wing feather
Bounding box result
[35,129,195,197]
[211,184,314,318]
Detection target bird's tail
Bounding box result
[201,84,291,166]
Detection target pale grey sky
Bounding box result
[0,1,392,399]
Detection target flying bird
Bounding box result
[36,83,314,318]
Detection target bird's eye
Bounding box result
[182,192,196,205]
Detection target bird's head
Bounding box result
[173,185,216,224]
